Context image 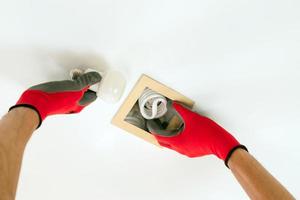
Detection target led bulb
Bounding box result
[97,70,126,103]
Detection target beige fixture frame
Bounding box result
[111,74,195,146]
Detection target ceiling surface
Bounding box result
[0,0,300,199]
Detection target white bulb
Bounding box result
[138,88,168,119]
[97,70,126,103]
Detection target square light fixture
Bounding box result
[111,74,194,146]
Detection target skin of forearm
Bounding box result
[228,149,295,200]
[0,108,39,200]
[0,107,295,200]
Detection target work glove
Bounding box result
[10,72,102,128]
[153,102,247,167]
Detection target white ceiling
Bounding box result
[1,0,300,199]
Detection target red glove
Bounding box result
[10,72,102,128]
[153,102,247,167]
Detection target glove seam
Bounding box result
[9,104,42,129]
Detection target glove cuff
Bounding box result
[10,90,49,128]
[9,104,43,129]
[224,145,248,168]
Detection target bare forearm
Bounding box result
[0,108,39,200]
[228,149,294,200]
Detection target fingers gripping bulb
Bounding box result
[70,68,126,103]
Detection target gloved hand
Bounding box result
[153,102,247,167]
[10,72,102,128]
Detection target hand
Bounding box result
[10,72,102,128]
[153,102,247,167]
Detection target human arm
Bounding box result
[228,148,294,200]
[0,72,101,200]
[0,108,39,200]
[153,102,295,200]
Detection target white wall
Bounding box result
[0,0,299,199]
